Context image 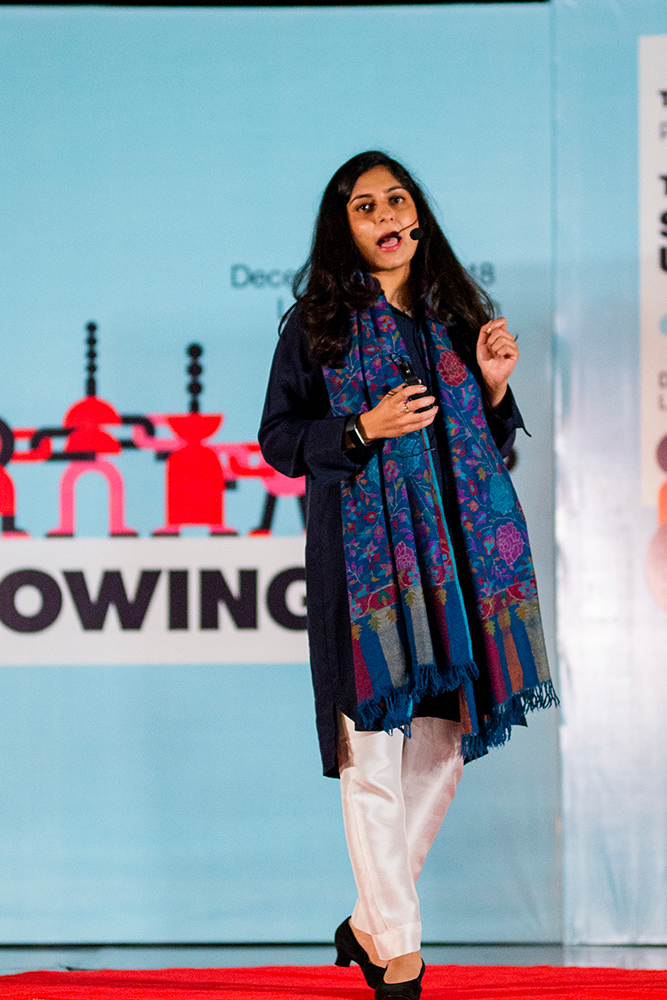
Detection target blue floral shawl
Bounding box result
[322,292,556,761]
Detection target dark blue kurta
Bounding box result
[258,305,524,777]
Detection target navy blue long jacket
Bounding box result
[258,306,524,777]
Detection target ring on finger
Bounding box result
[403,402,409,413]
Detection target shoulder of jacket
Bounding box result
[279,302,305,337]
[277,302,321,372]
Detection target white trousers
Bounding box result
[338,714,463,962]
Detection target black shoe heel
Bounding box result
[334,917,386,989]
[374,960,426,1000]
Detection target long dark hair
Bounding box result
[291,150,494,366]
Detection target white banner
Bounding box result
[557,9,667,946]
[0,537,308,665]
[639,34,667,507]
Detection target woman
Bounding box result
[258,151,556,1000]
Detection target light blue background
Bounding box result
[0,5,559,942]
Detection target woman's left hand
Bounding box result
[476,318,520,408]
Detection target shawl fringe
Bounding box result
[461,679,560,763]
[357,658,479,732]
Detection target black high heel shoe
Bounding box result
[334,917,387,989]
[374,960,425,1000]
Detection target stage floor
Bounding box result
[0,944,666,976]
[1,961,667,1000]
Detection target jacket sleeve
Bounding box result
[258,308,374,483]
[482,385,525,459]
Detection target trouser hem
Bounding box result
[365,921,423,962]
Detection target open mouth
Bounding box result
[377,231,401,249]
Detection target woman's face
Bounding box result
[346,165,420,275]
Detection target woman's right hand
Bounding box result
[357,383,437,442]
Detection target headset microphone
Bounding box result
[396,219,423,241]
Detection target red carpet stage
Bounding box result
[0,964,666,999]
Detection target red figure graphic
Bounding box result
[130,343,304,536]
[34,323,138,537]
[0,419,31,537]
[152,344,236,536]
[0,419,54,538]
[646,434,667,611]
[227,443,306,535]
